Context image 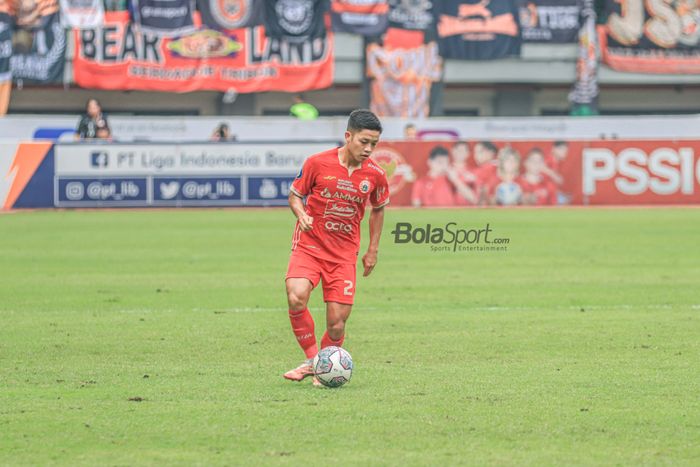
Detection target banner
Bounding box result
[131,0,196,37]
[387,0,433,31]
[518,0,579,43]
[11,12,65,83]
[0,13,11,82]
[197,0,262,30]
[331,0,389,36]
[73,12,334,93]
[367,29,442,118]
[59,0,105,29]
[568,0,598,115]
[375,140,700,206]
[601,0,700,74]
[263,0,327,42]
[434,0,521,60]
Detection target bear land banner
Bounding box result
[73,12,334,93]
[433,0,521,60]
[600,0,700,74]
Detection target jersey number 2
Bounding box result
[343,280,354,296]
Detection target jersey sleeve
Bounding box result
[371,173,390,208]
[290,157,316,197]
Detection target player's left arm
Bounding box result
[363,173,390,277]
[362,205,385,277]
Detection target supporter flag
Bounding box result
[600,0,700,74]
[433,0,521,60]
[387,0,433,31]
[330,0,389,36]
[59,0,105,29]
[0,12,11,83]
[518,0,579,43]
[11,9,65,83]
[569,0,598,116]
[366,28,442,118]
[197,0,262,30]
[263,0,327,42]
[131,0,196,37]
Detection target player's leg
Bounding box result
[320,260,356,349]
[284,251,321,381]
[322,301,352,349]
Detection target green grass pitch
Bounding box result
[1,207,699,465]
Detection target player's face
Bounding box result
[474,144,494,165]
[552,144,569,160]
[525,152,544,174]
[452,143,469,164]
[428,155,450,175]
[345,129,381,163]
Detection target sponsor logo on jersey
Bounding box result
[324,200,357,219]
[336,179,358,193]
[368,162,385,174]
[359,179,371,193]
[324,175,337,180]
[319,187,362,203]
[325,220,353,233]
[320,187,333,198]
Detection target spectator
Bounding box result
[519,148,557,206]
[290,94,319,120]
[211,122,236,141]
[76,98,110,140]
[411,146,456,207]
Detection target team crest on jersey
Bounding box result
[359,180,371,194]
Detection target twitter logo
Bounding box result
[159,181,180,200]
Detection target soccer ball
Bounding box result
[313,346,353,388]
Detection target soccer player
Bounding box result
[283,109,390,385]
[411,145,457,207]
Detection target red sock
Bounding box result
[288,308,318,359]
[321,330,345,349]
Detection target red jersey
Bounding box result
[411,175,456,207]
[290,148,390,265]
[518,175,557,205]
[454,167,477,206]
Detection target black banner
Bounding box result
[601,0,700,74]
[0,14,10,82]
[131,0,196,37]
[331,0,389,36]
[518,0,579,43]
[387,0,433,31]
[11,13,65,83]
[197,0,262,30]
[433,0,521,60]
[263,0,328,43]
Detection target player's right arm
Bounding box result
[288,192,313,231]
[288,157,316,232]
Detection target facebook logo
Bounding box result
[90,151,109,168]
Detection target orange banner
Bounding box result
[73,12,334,93]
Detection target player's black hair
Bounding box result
[477,141,498,153]
[528,147,544,157]
[553,140,568,148]
[429,146,450,160]
[347,109,382,133]
[453,140,468,148]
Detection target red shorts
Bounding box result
[286,249,356,305]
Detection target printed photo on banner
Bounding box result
[374,140,575,207]
[601,0,700,74]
